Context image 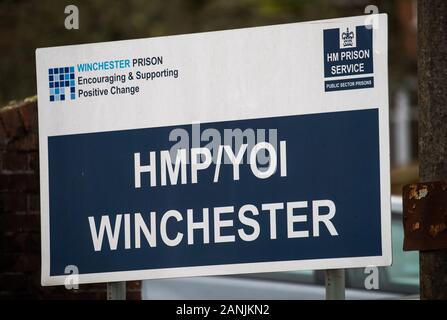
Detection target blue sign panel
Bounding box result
[48,109,381,276]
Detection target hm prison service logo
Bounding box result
[324,25,373,92]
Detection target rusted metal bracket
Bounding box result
[403,181,447,251]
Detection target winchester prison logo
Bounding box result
[48,67,76,102]
[48,57,179,103]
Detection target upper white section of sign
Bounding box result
[36,14,388,136]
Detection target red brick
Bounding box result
[0,214,40,233]
[0,273,29,292]
[27,194,40,211]
[0,192,27,213]
[0,253,19,271]
[2,152,29,171]
[126,291,142,300]
[8,134,38,152]
[94,291,108,299]
[0,253,40,272]
[19,101,38,134]
[0,121,7,150]
[0,173,39,192]
[28,152,39,172]
[0,107,25,140]
[127,280,141,290]
[0,233,40,253]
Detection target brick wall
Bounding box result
[0,98,141,299]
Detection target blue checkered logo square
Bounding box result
[48,66,75,102]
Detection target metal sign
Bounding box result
[36,14,391,286]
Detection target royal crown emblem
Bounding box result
[342,28,355,47]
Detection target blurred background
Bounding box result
[0,0,419,299]
[0,0,418,172]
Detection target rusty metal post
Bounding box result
[418,0,447,300]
